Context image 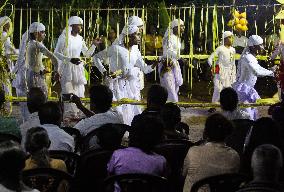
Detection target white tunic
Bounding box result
[233,35,248,48]
[55,32,96,97]
[1,31,18,71]
[159,33,183,102]
[237,52,273,88]
[208,45,236,102]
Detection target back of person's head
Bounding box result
[25,127,51,168]
[147,84,168,109]
[251,144,283,181]
[27,87,47,113]
[272,106,284,125]
[89,85,113,113]
[204,113,233,142]
[160,103,181,129]
[247,117,282,154]
[0,141,26,180]
[130,114,164,153]
[38,101,62,126]
[220,87,238,112]
[96,123,126,150]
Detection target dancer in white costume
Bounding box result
[0,16,18,112]
[93,16,151,101]
[159,19,185,102]
[208,31,236,103]
[94,25,156,124]
[54,16,100,116]
[233,35,274,120]
[25,22,59,96]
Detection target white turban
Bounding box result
[223,31,233,39]
[248,35,264,47]
[68,16,83,26]
[122,25,139,36]
[0,16,11,27]
[128,16,144,27]
[28,22,45,33]
[171,19,184,29]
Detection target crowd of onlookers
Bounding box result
[0,84,283,192]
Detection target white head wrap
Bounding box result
[28,22,45,33]
[122,25,139,36]
[128,16,144,27]
[68,16,83,26]
[163,18,184,43]
[0,16,11,27]
[171,19,184,29]
[222,31,233,45]
[248,35,264,47]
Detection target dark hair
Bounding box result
[203,113,233,142]
[160,103,181,129]
[89,85,113,112]
[96,123,125,150]
[130,114,164,153]
[252,144,283,179]
[0,141,26,179]
[27,87,47,113]
[147,84,168,108]
[0,88,5,108]
[220,87,238,112]
[38,101,62,126]
[25,127,51,168]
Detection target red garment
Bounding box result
[212,64,220,74]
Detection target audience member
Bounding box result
[0,88,20,138]
[182,113,239,192]
[107,115,167,179]
[242,117,283,176]
[20,87,46,148]
[0,141,39,192]
[160,103,188,140]
[220,87,250,120]
[237,144,284,192]
[24,127,67,171]
[39,101,75,152]
[73,85,123,136]
[141,84,168,118]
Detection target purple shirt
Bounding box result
[107,147,167,177]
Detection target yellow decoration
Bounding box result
[240,12,247,18]
[276,0,284,4]
[227,19,234,27]
[234,10,240,18]
[239,18,248,25]
[240,25,248,31]
[234,18,240,24]
[235,23,243,31]
[275,10,284,20]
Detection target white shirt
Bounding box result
[163,33,181,59]
[233,35,248,48]
[20,112,41,148]
[26,40,58,73]
[237,52,273,87]
[208,45,235,68]
[41,124,75,152]
[0,184,39,192]
[74,109,124,136]
[1,31,18,55]
[222,109,251,120]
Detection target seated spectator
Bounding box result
[39,102,75,152]
[24,127,67,172]
[0,88,20,138]
[242,117,284,177]
[107,115,167,177]
[20,87,46,148]
[141,84,168,118]
[182,113,240,192]
[0,141,39,192]
[220,87,250,120]
[94,123,126,150]
[237,144,284,192]
[160,103,188,140]
[73,85,123,136]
